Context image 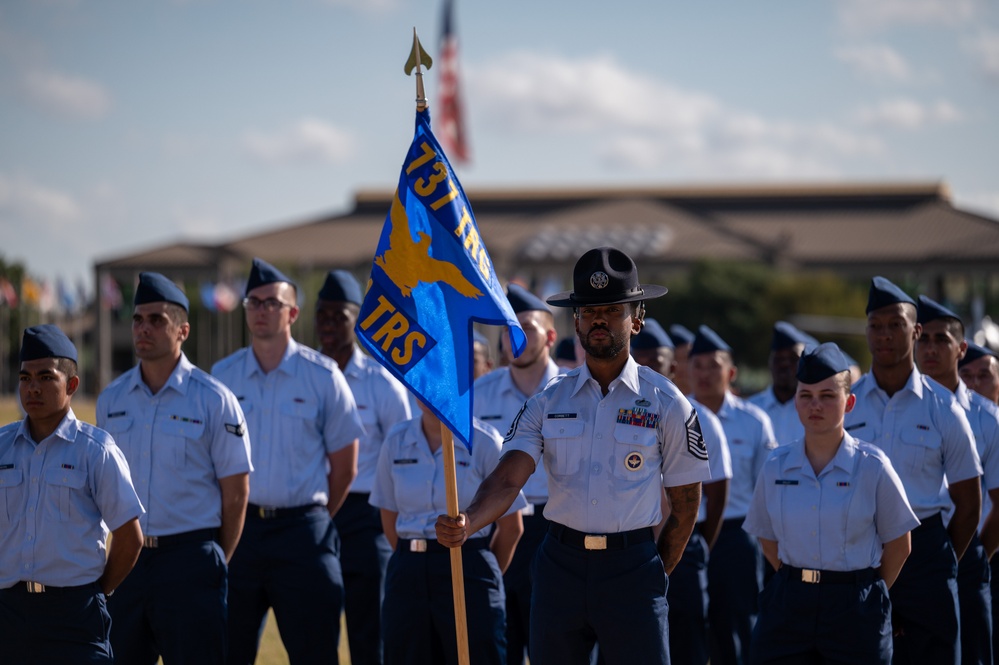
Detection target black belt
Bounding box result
[247,503,324,520]
[397,537,490,554]
[4,581,96,595]
[143,528,218,549]
[548,523,654,551]
[913,512,943,532]
[783,565,878,585]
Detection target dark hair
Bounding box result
[55,358,78,381]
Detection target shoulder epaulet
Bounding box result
[473,367,508,390]
[188,365,235,396]
[102,368,135,393]
[76,420,116,449]
[0,421,21,438]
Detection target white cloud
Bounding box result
[21,68,111,120]
[854,98,962,129]
[469,51,882,177]
[834,0,977,33]
[243,118,356,165]
[0,174,82,226]
[834,44,911,81]
[964,30,999,80]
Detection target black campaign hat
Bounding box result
[20,324,77,363]
[134,272,189,312]
[797,342,851,384]
[318,270,362,306]
[546,247,667,308]
[246,258,296,296]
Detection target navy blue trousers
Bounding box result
[751,566,892,665]
[226,507,343,665]
[667,531,710,665]
[0,581,112,664]
[333,493,392,665]
[504,505,549,665]
[529,531,670,665]
[381,538,506,665]
[709,518,763,665]
[958,533,992,665]
[890,513,960,665]
[108,536,227,664]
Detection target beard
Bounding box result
[579,326,628,360]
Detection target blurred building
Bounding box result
[94,181,999,388]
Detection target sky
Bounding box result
[1,0,997,296]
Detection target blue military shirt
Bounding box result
[845,368,980,519]
[505,356,712,533]
[473,357,563,505]
[743,434,919,571]
[212,338,365,508]
[341,347,412,494]
[97,353,253,536]
[714,391,777,520]
[955,381,999,532]
[369,417,526,540]
[689,397,732,523]
[0,410,143,588]
[747,386,803,448]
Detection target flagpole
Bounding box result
[440,423,471,665]
[407,28,470,665]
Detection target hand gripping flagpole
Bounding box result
[405,28,471,665]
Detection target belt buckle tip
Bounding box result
[802,569,821,584]
[584,535,607,551]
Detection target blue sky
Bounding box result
[1,0,997,294]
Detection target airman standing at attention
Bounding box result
[1,325,144,663]
[212,258,364,664]
[98,272,252,664]
[845,277,981,665]
[314,269,412,665]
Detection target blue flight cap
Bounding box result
[134,272,189,312]
[554,338,576,362]
[690,325,732,357]
[633,318,674,351]
[866,276,915,314]
[771,321,818,350]
[318,270,362,306]
[916,295,962,326]
[20,324,77,363]
[960,342,998,368]
[797,342,851,384]
[507,283,551,314]
[246,257,296,296]
[668,324,695,347]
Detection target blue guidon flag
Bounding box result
[356,108,526,450]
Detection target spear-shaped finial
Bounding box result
[404,27,433,111]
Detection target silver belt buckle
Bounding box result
[26,581,45,593]
[143,536,159,548]
[258,506,277,519]
[801,569,821,584]
[409,539,428,553]
[583,535,607,551]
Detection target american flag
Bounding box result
[437,0,469,163]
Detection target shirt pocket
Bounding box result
[102,416,134,447]
[43,467,87,522]
[898,425,942,474]
[612,424,659,480]
[160,418,206,467]
[0,467,24,525]
[279,399,320,440]
[542,419,585,477]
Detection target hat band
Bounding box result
[571,287,645,304]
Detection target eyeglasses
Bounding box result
[243,297,291,312]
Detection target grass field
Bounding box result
[0,395,351,665]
